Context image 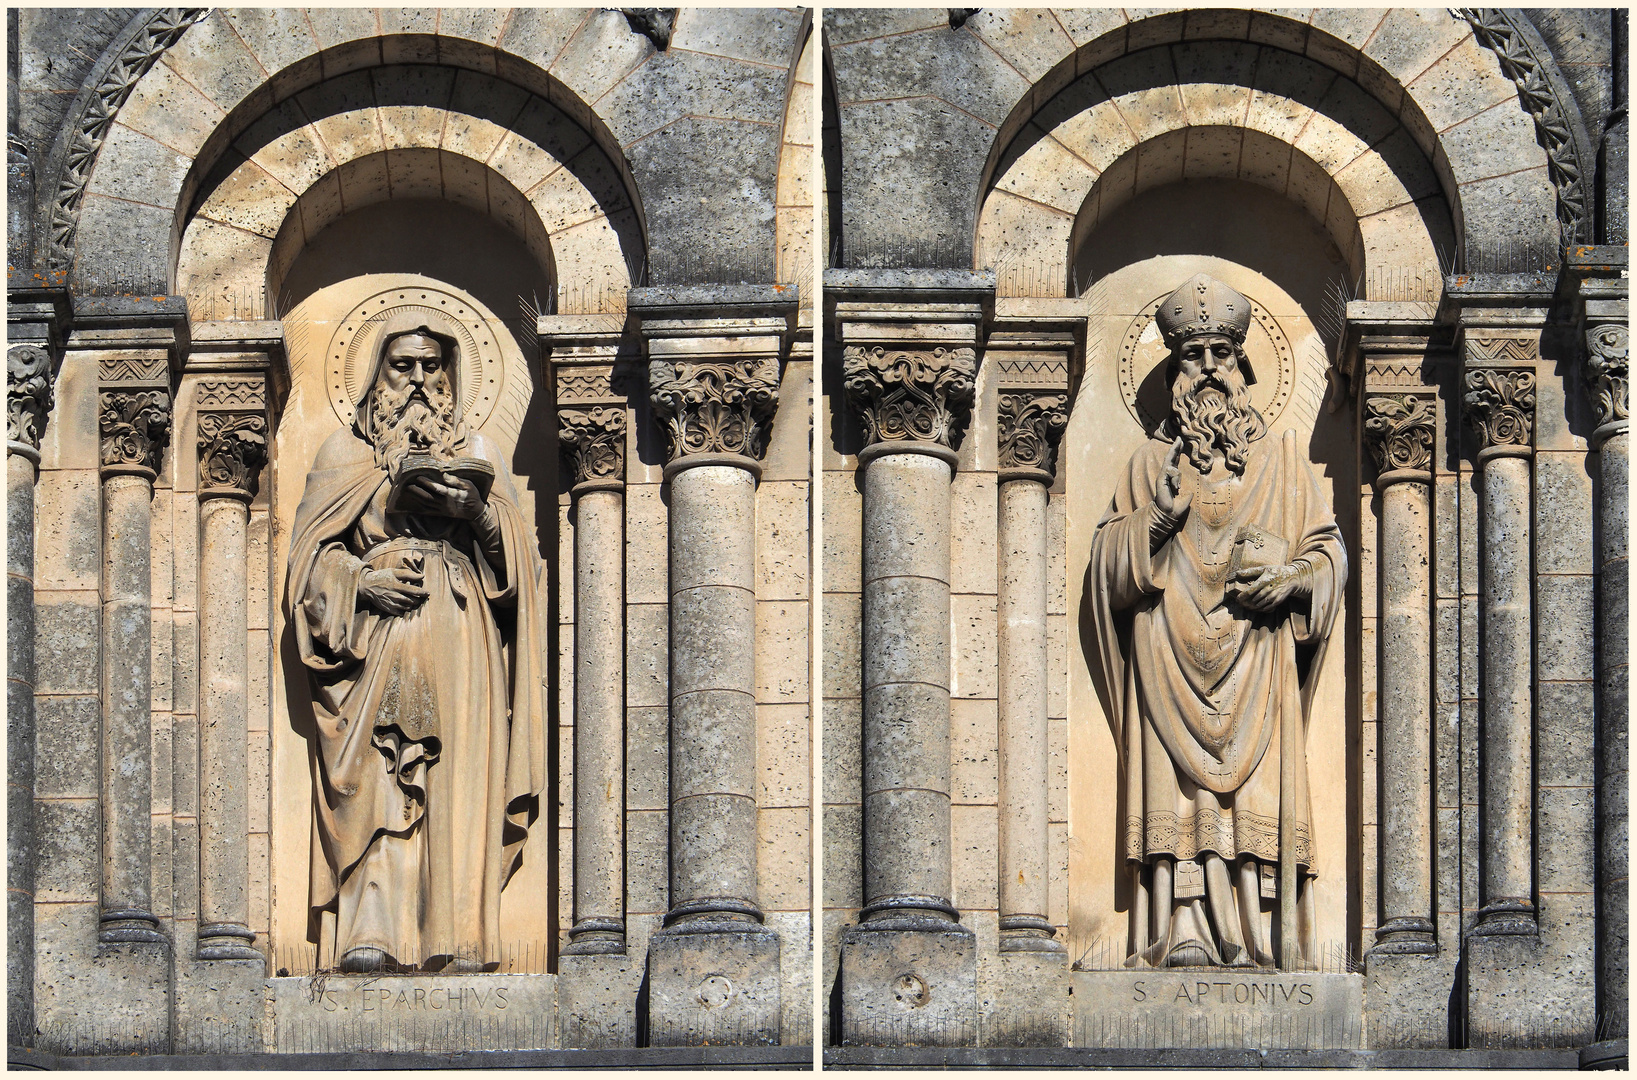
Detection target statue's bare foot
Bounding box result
[340,946,389,973]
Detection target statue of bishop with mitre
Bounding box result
[1087,274,1346,969]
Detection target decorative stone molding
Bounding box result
[1455,9,1593,246]
[996,391,1068,478]
[196,413,267,498]
[842,345,978,450]
[8,344,54,454]
[99,390,171,476]
[1585,322,1629,430]
[559,406,628,486]
[42,8,209,270]
[648,358,780,462]
[194,378,265,410]
[1463,369,1536,453]
[1363,393,1436,474]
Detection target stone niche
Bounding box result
[1064,187,1361,1047]
[265,273,556,1049]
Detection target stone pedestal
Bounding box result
[555,953,642,1049]
[1072,970,1364,1050]
[840,922,977,1047]
[647,920,782,1047]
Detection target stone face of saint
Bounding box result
[1087,274,1346,969]
[285,318,547,974]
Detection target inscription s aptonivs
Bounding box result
[1132,979,1318,1006]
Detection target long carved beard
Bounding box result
[367,381,460,471]
[1171,363,1265,475]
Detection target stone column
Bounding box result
[995,389,1067,955]
[559,404,628,956]
[1462,360,1538,939]
[1585,313,1628,1037]
[833,279,988,1047]
[97,384,171,945]
[8,341,55,1038]
[194,407,266,961]
[634,287,791,1047]
[1363,391,1438,955]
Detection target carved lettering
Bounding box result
[340,983,513,1013]
[1141,979,1318,1007]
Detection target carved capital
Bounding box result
[1463,369,1536,452]
[1585,322,1629,430]
[997,391,1068,477]
[842,345,977,450]
[1363,393,1436,474]
[197,412,267,498]
[648,357,780,462]
[8,344,55,453]
[559,406,628,486]
[99,390,171,476]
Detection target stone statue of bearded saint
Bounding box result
[286,316,546,973]
[1087,274,1346,969]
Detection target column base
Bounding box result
[198,922,261,961]
[558,951,642,1048]
[646,918,782,1046]
[1471,900,1537,937]
[98,907,166,946]
[562,917,626,957]
[1371,916,1437,955]
[840,919,977,1047]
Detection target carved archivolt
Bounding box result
[1464,369,1536,451]
[1456,8,1593,246]
[1363,393,1436,473]
[559,406,628,485]
[842,345,977,450]
[997,391,1069,476]
[43,8,208,270]
[197,413,268,497]
[8,344,55,452]
[1585,323,1629,429]
[648,358,781,461]
[99,390,171,474]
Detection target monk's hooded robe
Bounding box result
[287,398,546,970]
[1088,429,1344,962]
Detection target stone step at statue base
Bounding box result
[1072,971,1364,1051]
[266,974,557,1054]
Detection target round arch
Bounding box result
[967,8,1557,271]
[69,12,648,302]
[976,30,1496,300]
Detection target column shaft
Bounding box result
[1477,453,1535,930]
[861,448,955,921]
[100,472,162,941]
[570,486,627,949]
[1597,428,1628,1030]
[1375,477,1436,950]
[667,464,760,919]
[996,477,1052,945]
[8,451,38,1032]
[197,495,258,959]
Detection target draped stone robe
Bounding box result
[1088,431,1344,930]
[287,425,546,969]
